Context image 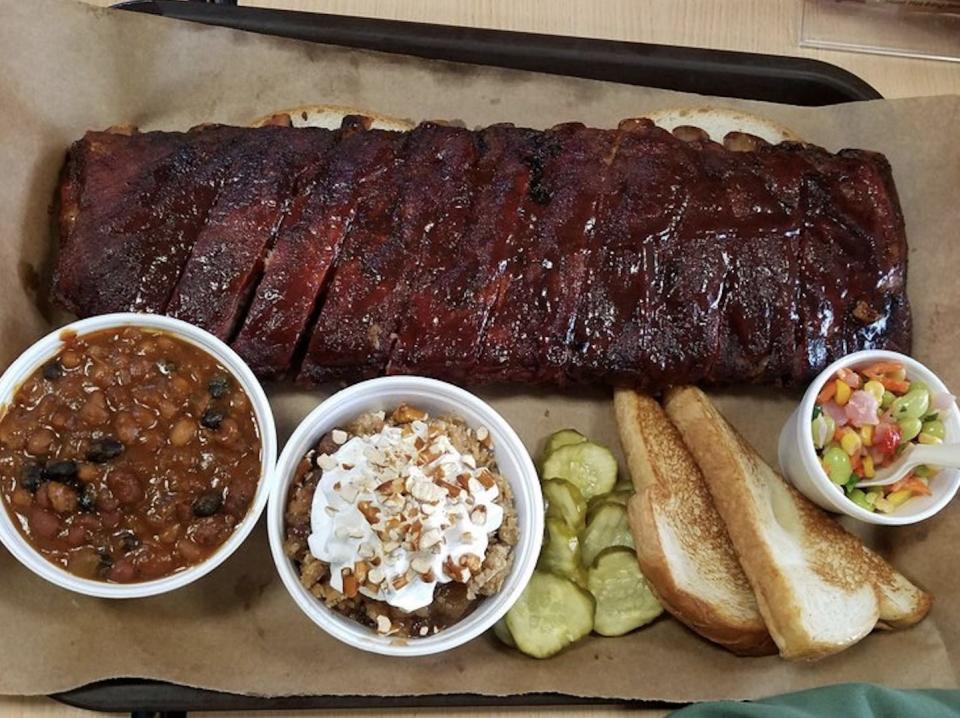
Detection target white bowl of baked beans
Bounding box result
[0,313,276,598]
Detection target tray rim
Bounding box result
[114,0,882,106]
[51,0,883,712]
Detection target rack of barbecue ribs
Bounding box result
[53,116,910,389]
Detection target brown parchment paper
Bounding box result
[1,0,959,702]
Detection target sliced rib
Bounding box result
[476,123,618,384]
[165,125,333,340]
[300,123,479,382]
[54,125,251,316]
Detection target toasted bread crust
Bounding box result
[628,498,775,656]
[643,107,800,144]
[663,386,932,661]
[250,104,414,131]
[615,389,774,656]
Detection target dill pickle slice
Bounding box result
[542,478,587,532]
[539,516,587,586]
[505,571,595,658]
[587,489,633,518]
[588,547,662,636]
[541,442,618,500]
[493,615,516,647]
[581,502,634,566]
[542,429,588,458]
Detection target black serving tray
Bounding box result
[53,2,881,715]
[113,0,881,106]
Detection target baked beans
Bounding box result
[0,327,262,582]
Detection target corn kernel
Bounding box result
[834,379,852,406]
[860,424,874,447]
[918,432,943,445]
[863,380,885,403]
[840,429,862,456]
[875,497,894,513]
[862,453,875,478]
[887,489,913,508]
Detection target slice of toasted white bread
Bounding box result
[250,104,414,131]
[615,389,775,656]
[663,386,932,661]
[643,107,799,145]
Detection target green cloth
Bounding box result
[668,684,960,717]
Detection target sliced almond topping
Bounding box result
[368,566,384,585]
[470,505,487,526]
[443,556,470,583]
[411,479,445,503]
[476,469,496,489]
[331,429,348,445]
[462,453,477,469]
[342,570,358,598]
[410,555,433,574]
[383,493,404,512]
[358,542,375,559]
[376,614,392,634]
[437,479,462,498]
[392,573,409,590]
[391,404,427,424]
[357,500,380,524]
[476,426,489,442]
[354,560,369,584]
[420,528,442,549]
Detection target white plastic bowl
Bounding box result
[0,313,277,598]
[267,376,543,657]
[778,350,960,525]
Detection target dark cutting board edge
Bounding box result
[50,1,880,714]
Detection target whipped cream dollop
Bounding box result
[308,417,503,613]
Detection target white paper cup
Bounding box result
[267,376,543,657]
[778,350,960,525]
[0,313,277,598]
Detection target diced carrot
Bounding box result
[817,381,837,404]
[889,475,932,496]
[879,377,911,394]
[850,451,863,473]
[862,361,904,378]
